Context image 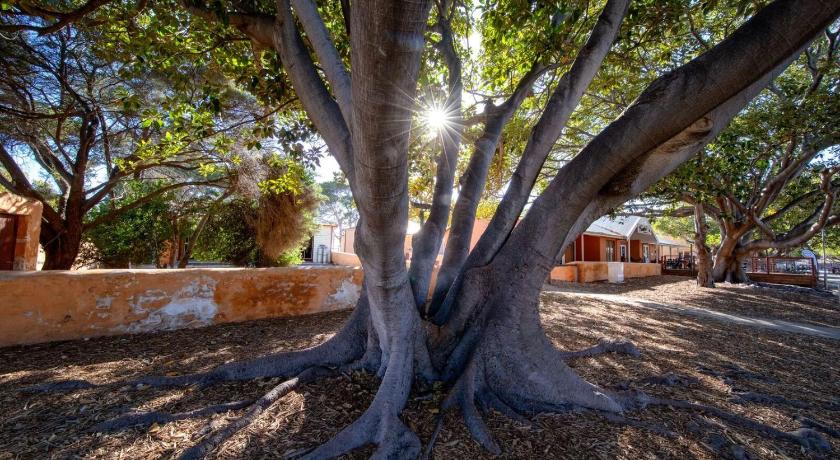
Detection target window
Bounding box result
[642,244,649,263]
[620,244,627,262]
[606,240,615,262]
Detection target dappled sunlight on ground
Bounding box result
[548,276,840,327]
[0,279,838,459]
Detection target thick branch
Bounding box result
[409,10,464,308]
[83,180,225,230]
[181,1,275,48]
[289,0,353,121]
[274,0,354,182]
[464,0,630,271]
[0,143,63,225]
[430,62,550,307]
[1,0,113,35]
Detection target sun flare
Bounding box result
[423,107,450,134]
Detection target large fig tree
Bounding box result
[16,0,840,457]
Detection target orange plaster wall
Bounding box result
[550,261,660,283]
[574,261,610,282]
[623,262,661,278]
[0,266,363,347]
[331,250,362,267]
[549,265,578,283]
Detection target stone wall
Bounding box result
[0,266,362,347]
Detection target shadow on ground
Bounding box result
[1,284,838,459]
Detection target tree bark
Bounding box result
[712,245,750,283]
[40,224,82,270]
[408,9,463,309]
[694,203,715,287]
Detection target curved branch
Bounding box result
[274,0,354,183]
[464,0,630,271]
[409,9,464,308]
[83,180,225,230]
[432,0,629,318]
[180,1,275,48]
[429,61,551,309]
[290,0,353,121]
[0,0,114,35]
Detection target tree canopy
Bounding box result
[2,0,839,458]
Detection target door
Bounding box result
[606,240,615,262]
[300,236,314,262]
[620,244,627,262]
[642,244,649,263]
[0,213,19,270]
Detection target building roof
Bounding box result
[656,233,691,247]
[584,216,656,242]
[588,216,642,237]
[584,220,625,238]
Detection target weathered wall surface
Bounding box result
[549,262,660,283]
[332,250,362,267]
[624,262,661,278]
[0,192,42,271]
[0,266,362,347]
[550,265,578,283]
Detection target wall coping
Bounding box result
[0,265,348,280]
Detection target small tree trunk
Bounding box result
[693,203,714,288]
[41,227,82,270]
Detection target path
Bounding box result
[548,291,840,340]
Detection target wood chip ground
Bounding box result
[1,277,838,459]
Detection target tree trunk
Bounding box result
[68,1,840,458]
[694,203,715,287]
[712,248,749,283]
[40,225,82,270]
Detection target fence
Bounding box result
[660,256,697,276]
[747,256,817,287]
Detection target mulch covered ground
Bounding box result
[550,275,840,328]
[1,278,838,459]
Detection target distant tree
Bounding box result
[317,172,357,235]
[194,154,320,267]
[0,25,260,268]
[192,198,260,266]
[647,30,840,283]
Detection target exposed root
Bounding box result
[698,363,777,385]
[597,411,677,437]
[442,362,500,454]
[420,415,445,460]
[634,372,699,388]
[21,379,95,393]
[92,400,252,433]
[559,339,640,360]
[620,392,833,452]
[297,408,420,460]
[179,366,336,460]
[730,390,812,409]
[795,415,840,438]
